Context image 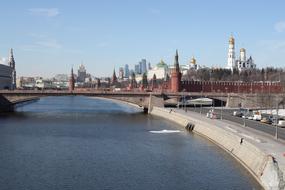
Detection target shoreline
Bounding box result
[150,106,285,190]
[89,96,143,110]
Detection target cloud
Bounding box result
[28,8,59,17]
[35,39,62,49]
[258,40,285,52]
[274,21,285,33]
[0,57,8,65]
[20,36,62,51]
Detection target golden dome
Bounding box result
[240,48,246,52]
[229,35,235,44]
[191,56,196,64]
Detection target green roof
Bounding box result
[157,60,167,68]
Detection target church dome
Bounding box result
[229,35,235,44]
[240,48,246,52]
[157,59,167,68]
[190,56,196,65]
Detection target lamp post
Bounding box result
[183,89,186,112]
[220,98,223,120]
[275,101,279,139]
[200,90,202,115]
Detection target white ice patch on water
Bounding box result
[149,130,181,134]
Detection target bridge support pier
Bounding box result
[0,95,14,112]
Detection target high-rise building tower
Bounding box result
[69,67,75,91]
[140,59,147,74]
[171,50,181,92]
[134,64,140,74]
[8,48,16,90]
[124,64,130,78]
[227,35,236,71]
[77,64,87,83]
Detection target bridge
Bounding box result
[0,90,285,112]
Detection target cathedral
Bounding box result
[227,35,256,72]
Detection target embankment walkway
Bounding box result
[150,107,285,190]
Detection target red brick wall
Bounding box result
[179,81,283,93]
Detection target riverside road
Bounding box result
[183,107,285,141]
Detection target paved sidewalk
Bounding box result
[171,108,285,174]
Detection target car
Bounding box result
[233,111,243,117]
[246,113,254,120]
[253,111,262,121]
[261,117,272,124]
[277,118,285,128]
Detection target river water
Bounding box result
[0,96,261,190]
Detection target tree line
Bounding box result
[183,67,285,82]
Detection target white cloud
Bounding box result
[274,21,285,33]
[0,57,8,65]
[258,40,285,51]
[28,8,59,17]
[35,39,62,49]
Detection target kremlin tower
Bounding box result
[69,67,75,91]
[170,50,182,92]
[111,68,118,85]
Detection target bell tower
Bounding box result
[227,35,236,71]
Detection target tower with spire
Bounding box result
[170,50,182,92]
[227,35,236,71]
[111,68,117,85]
[69,67,75,92]
[8,48,16,90]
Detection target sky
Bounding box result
[0,0,284,78]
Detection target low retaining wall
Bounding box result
[150,107,284,190]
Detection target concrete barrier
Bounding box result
[150,106,285,190]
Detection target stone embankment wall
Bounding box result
[226,94,285,108]
[0,95,39,112]
[150,107,284,190]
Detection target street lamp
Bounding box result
[275,101,279,139]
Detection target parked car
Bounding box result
[243,112,253,119]
[261,117,272,124]
[233,111,243,117]
[253,111,262,121]
[233,108,253,118]
[277,118,285,128]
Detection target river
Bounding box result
[0,96,261,190]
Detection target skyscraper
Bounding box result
[140,59,147,74]
[134,64,140,74]
[124,64,130,78]
[77,64,86,82]
[148,62,151,70]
